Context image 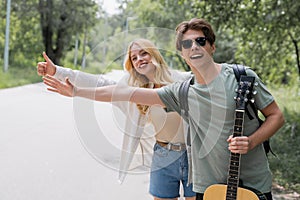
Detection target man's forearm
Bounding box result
[75,85,165,107]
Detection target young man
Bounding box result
[43,18,284,200]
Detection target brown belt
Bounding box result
[156,141,186,151]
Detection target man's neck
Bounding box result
[192,62,221,85]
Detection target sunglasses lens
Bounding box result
[181,40,193,49]
[181,37,207,49]
[195,37,206,46]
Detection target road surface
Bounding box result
[0,70,152,200]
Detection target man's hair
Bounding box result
[175,18,216,51]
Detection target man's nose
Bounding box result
[191,40,199,50]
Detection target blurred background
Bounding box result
[0,0,299,198]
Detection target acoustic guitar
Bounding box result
[203,75,267,200]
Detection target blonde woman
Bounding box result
[38,38,195,200]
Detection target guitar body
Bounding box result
[204,184,261,200]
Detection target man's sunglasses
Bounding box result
[181,37,207,49]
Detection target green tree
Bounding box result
[38,0,98,65]
[118,0,193,70]
[183,0,300,84]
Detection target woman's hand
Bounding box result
[37,52,56,76]
[43,75,75,97]
[227,135,250,154]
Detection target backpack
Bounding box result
[178,64,275,156]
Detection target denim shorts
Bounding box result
[149,143,196,198]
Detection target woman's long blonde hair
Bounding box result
[123,38,173,114]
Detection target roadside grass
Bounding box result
[0,67,42,89]
[268,85,300,193]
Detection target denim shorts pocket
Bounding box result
[153,143,169,157]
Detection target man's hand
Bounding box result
[43,75,75,97]
[227,135,250,154]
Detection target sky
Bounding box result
[102,0,119,15]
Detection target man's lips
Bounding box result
[190,54,203,60]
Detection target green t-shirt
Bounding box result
[157,63,274,194]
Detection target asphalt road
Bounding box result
[0,71,152,200]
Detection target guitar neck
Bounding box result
[226,109,245,200]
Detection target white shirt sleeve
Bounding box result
[54,65,116,87]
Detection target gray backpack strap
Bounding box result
[233,64,246,82]
[232,64,275,156]
[233,64,254,120]
[178,76,194,186]
[179,77,193,123]
[179,77,194,146]
[179,76,194,146]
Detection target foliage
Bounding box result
[232,0,300,85]
[2,0,299,86]
[0,0,44,73]
[0,66,41,89]
[184,0,300,85]
[38,0,99,64]
[268,85,300,193]
[0,0,99,74]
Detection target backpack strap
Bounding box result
[179,76,193,123]
[178,76,194,186]
[233,64,255,120]
[232,64,275,156]
[178,76,194,147]
[233,64,246,81]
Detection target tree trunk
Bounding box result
[289,32,300,78]
[38,0,64,65]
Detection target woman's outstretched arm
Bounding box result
[43,75,165,107]
[37,52,116,87]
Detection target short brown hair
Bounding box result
[175,18,216,51]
